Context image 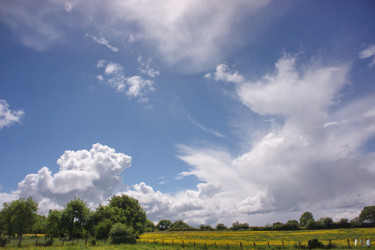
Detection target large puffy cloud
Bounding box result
[124,55,375,226]
[0,0,270,71]
[0,99,24,129]
[0,143,131,213]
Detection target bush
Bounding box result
[109,223,136,244]
[95,219,112,240]
[307,239,325,249]
[0,238,10,247]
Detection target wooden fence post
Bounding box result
[268,241,270,247]
[182,239,184,248]
[299,242,301,249]
[347,239,351,249]
[254,241,256,248]
[282,240,284,248]
[240,241,243,249]
[35,236,38,246]
[194,241,196,248]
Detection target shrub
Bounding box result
[109,223,136,244]
[307,239,325,249]
[95,219,112,240]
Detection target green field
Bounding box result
[1,228,375,249]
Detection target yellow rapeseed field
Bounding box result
[140,228,375,248]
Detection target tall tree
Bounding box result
[6,197,38,239]
[359,206,375,224]
[108,194,147,236]
[156,219,172,231]
[61,198,90,240]
[45,210,62,239]
[299,211,314,227]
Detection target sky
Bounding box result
[0,0,375,227]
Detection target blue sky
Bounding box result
[1,0,375,226]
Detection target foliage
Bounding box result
[60,198,90,240]
[307,239,325,249]
[144,219,157,232]
[95,219,112,240]
[170,220,195,231]
[156,219,172,231]
[0,197,38,238]
[359,206,375,224]
[199,224,214,231]
[216,223,227,230]
[108,194,147,236]
[299,211,314,227]
[109,222,136,244]
[45,209,62,238]
[32,214,46,234]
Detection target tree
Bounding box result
[359,206,375,224]
[170,220,194,231]
[284,220,299,230]
[336,218,350,228]
[316,217,334,229]
[109,223,136,244]
[299,211,314,227]
[216,223,227,230]
[45,210,62,239]
[199,224,214,231]
[156,219,172,231]
[32,214,46,235]
[95,219,112,240]
[108,194,147,236]
[144,219,157,232]
[231,221,241,231]
[61,198,90,240]
[1,197,38,239]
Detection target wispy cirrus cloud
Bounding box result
[0,99,24,129]
[86,33,119,52]
[359,44,375,67]
[0,0,271,71]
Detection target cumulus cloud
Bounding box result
[359,44,375,67]
[0,99,24,129]
[124,55,375,226]
[0,0,270,70]
[0,143,131,213]
[97,60,155,103]
[86,33,119,52]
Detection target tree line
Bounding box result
[0,195,150,244]
[1,195,374,245]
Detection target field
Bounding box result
[1,228,374,249]
[139,228,375,249]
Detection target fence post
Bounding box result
[268,241,270,247]
[172,239,174,246]
[215,242,217,248]
[35,236,38,246]
[254,241,256,248]
[299,242,301,249]
[194,241,196,249]
[205,242,207,249]
[282,240,284,248]
[347,239,351,249]
[240,241,243,249]
[182,239,184,248]
[85,238,88,246]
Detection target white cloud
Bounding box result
[86,33,119,52]
[137,56,160,78]
[96,60,155,103]
[0,0,270,70]
[124,55,375,226]
[359,44,375,67]
[0,99,24,129]
[214,64,244,83]
[0,143,131,213]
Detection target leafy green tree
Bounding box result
[45,210,62,239]
[108,195,147,236]
[144,219,157,232]
[156,219,172,231]
[95,219,112,240]
[299,211,314,227]
[61,198,90,240]
[316,217,334,229]
[216,223,227,230]
[32,214,46,234]
[272,222,284,230]
[170,220,194,231]
[199,224,214,231]
[109,223,136,244]
[336,218,350,228]
[284,220,299,230]
[359,206,375,224]
[2,197,38,239]
[0,202,15,238]
[350,217,362,228]
[231,221,241,231]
